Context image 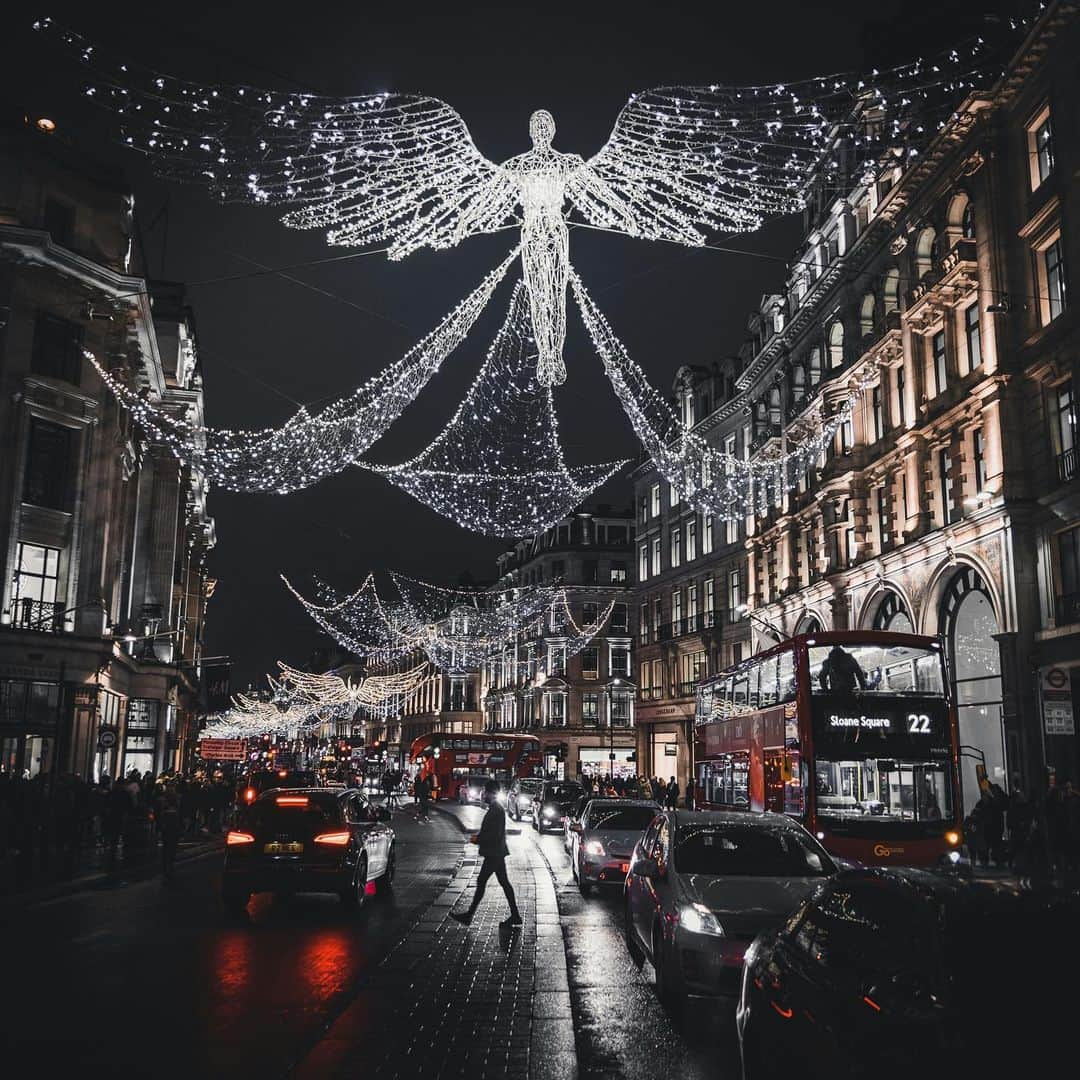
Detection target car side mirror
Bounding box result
[630,857,659,879]
[570,821,583,833]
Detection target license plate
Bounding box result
[264,841,303,854]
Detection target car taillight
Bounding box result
[244,788,256,803]
[313,831,351,846]
[276,796,309,807]
[227,831,255,846]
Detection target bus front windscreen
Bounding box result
[809,642,954,831]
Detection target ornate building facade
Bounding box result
[633,2,1080,811]
[0,116,215,781]
[483,508,635,779]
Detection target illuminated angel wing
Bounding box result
[34,19,515,259]
[580,44,994,242]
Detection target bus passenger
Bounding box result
[818,645,867,693]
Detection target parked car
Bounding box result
[624,810,836,1013]
[736,866,1080,1079]
[507,777,544,821]
[223,788,395,915]
[570,799,659,895]
[531,779,584,832]
[562,792,593,852]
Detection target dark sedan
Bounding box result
[223,788,394,915]
[736,867,1080,1079]
[531,780,584,832]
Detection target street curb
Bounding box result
[429,802,473,834]
[0,839,223,908]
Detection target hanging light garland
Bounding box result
[363,282,626,536]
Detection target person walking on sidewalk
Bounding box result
[452,780,522,928]
[157,784,183,884]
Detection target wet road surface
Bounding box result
[4,801,742,1078]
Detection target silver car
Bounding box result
[624,810,836,1010]
[570,799,659,896]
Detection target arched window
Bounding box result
[859,292,876,336]
[768,387,781,426]
[791,363,806,400]
[827,321,844,370]
[915,227,936,279]
[809,347,822,386]
[941,567,1005,814]
[871,591,913,633]
[795,613,822,635]
[883,268,900,314]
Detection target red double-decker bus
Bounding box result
[694,631,963,867]
[409,732,543,800]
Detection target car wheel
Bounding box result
[740,1017,766,1080]
[653,924,685,1021]
[578,874,592,897]
[341,855,368,908]
[222,890,249,919]
[624,899,644,970]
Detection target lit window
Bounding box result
[670,481,680,508]
[939,449,956,525]
[670,527,681,568]
[685,519,697,562]
[651,537,661,577]
[639,543,649,582]
[827,322,844,370]
[877,487,891,550]
[896,365,907,426]
[1028,108,1055,189]
[932,331,947,396]
[1042,237,1067,323]
[650,483,661,517]
[702,516,714,555]
[973,429,987,493]
[872,385,884,440]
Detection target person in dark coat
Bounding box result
[452,780,521,927]
[156,784,183,883]
[665,777,679,810]
[818,645,867,693]
[1006,777,1034,871]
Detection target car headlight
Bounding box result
[518,796,531,806]
[543,805,557,818]
[583,840,605,857]
[495,790,507,804]
[680,902,725,937]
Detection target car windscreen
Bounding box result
[585,805,657,832]
[545,783,582,802]
[675,823,833,876]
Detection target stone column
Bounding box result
[142,449,181,659]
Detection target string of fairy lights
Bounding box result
[35,17,1014,536]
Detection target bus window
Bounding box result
[700,752,750,808]
[732,672,750,713]
[778,649,796,704]
[809,643,945,696]
[784,751,806,816]
[759,654,779,708]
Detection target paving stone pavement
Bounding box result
[292,807,576,1080]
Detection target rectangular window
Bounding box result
[872,385,883,440]
[973,428,987,492]
[652,597,661,640]
[846,503,857,565]
[583,559,598,585]
[610,690,632,726]
[610,562,628,584]
[840,416,854,454]
[580,647,599,680]
[651,537,661,576]
[670,481,680,508]
[932,331,947,396]
[650,483,661,518]
[610,645,630,678]
[1058,525,1080,600]
[670,526,681,568]
[702,516,714,554]
[1054,384,1076,482]
[582,692,599,726]
[23,418,74,511]
[704,577,715,624]
[639,543,649,582]
[671,588,683,628]
[610,602,628,633]
[651,658,663,696]
[639,496,648,524]
[547,643,566,676]
[877,486,891,550]
[896,365,906,426]
[687,583,698,631]
[964,304,982,372]
[1030,110,1055,188]
[582,601,599,626]
[728,568,742,613]
[1043,238,1067,323]
[639,602,650,645]
[32,313,83,385]
[10,542,62,631]
[685,518,697,561]
[939,449,955,525]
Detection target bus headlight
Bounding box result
[944,830,961,847]
[542,805,557,818]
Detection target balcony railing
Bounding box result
[1056,592,1080,627]
[9,598,66,632]
[658,611,721,642]
[1058,447,1077,484]
[676,681,697,698]
[639,687,664,701]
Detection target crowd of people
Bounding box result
[579,772,683,808]
[964,773,1080,874]
[0,768,235,889]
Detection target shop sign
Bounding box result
[664,744,678,756]
[97,727,118,750]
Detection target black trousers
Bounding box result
[468,855,520,919]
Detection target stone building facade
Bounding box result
[483,508,635,780]
[633,2,1080,811]
[0,117,215,781]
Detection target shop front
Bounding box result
[577,744,635,781]
[635,701,693,797]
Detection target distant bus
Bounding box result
[694,631,963,867]
[409,732,543,800]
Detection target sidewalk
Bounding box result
[294,802,576,1080]
[0,833,223,907]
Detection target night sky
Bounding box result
[4,1,1013,687]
